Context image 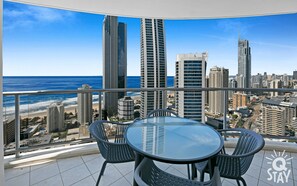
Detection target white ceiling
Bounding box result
[8,0,297,19]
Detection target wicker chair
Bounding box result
[147,109,178,117]
[196,128,265,186]
[135,158,222,186]
[89,120,135,186]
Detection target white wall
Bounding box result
[0,0,4,185]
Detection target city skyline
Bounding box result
[3,2,297,76]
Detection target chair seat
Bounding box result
[135,158,222,186]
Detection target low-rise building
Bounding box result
[232,92,248,110]
[118,96,134,120]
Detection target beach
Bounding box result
[20,103,100,119]
[20,95,141,119]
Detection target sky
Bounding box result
[3,1,297,76]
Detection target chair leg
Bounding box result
[239,177,247,186]
[236,179,241,186]
[191,164,197,180]
[187,164,191,180]
[193,164,197,178]
[200,170,205,182]
[96,161,108,186]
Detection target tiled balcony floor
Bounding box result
[4,149,297,186]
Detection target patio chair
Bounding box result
[89,120,135,186]
[147,109,178,117]
[134,158,222,186]
[196,128,265,186]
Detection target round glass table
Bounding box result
[125,116,224,185]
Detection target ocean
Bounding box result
[3,76,174,116]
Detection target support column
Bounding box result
[0,0,5,184]
[223,90,228,130]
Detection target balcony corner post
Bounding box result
[98,92,102,120]
[15,95,21,158]
[223,90,228,129]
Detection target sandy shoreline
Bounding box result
[14,95,141,119]
[20,103,100,119]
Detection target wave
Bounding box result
[3,92,143,117]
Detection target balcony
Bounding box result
[2,87,297,185]
[4,146,297,186]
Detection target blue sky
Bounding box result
[3,2,297,76]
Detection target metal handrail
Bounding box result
[3,87,297,158]
[3,87,297,96]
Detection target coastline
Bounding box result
[18,95,141,119]
[20,103,100,119]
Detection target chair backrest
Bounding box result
[89,120,109,142]
[147,109,178,118]
[232,128,265,175]
[232,129,264,156]
[89,120,128,158]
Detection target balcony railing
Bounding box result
[3,87,297,158]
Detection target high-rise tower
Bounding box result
[293,70,297,80]
[77,84,93,125]
[209,66,229,115]
[175,53,207,122]
[238,39,251,89]
[118,22,127,99]
[140,19,167,118]
[103,16,127,117]
[47,102,64,133]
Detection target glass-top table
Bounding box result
[126,116,224,164]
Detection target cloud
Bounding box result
[251,41,297,50]
[4,3,75,29]
[216,19,250,36]
[200,34,237,43]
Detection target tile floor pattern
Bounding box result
[4,149,297,186]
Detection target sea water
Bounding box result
[3,76,174,116]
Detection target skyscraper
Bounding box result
[47,102,64,133]
[229,79,237,99]
[293,70,297,80]
[205,76,209,105]
[140,19,167,118]
[252,73,263,88]
[77,84,93,125]
[270,79,282,97]
[103,16,127,117]
[175,53,207,122]
[209,66,229,115]
[262,98,297,129]
[118,22,127,99]
[263,72,267,81]
[3,118,15,145]
[238,39,251,89]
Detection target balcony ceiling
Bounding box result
[8,0,297,19]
